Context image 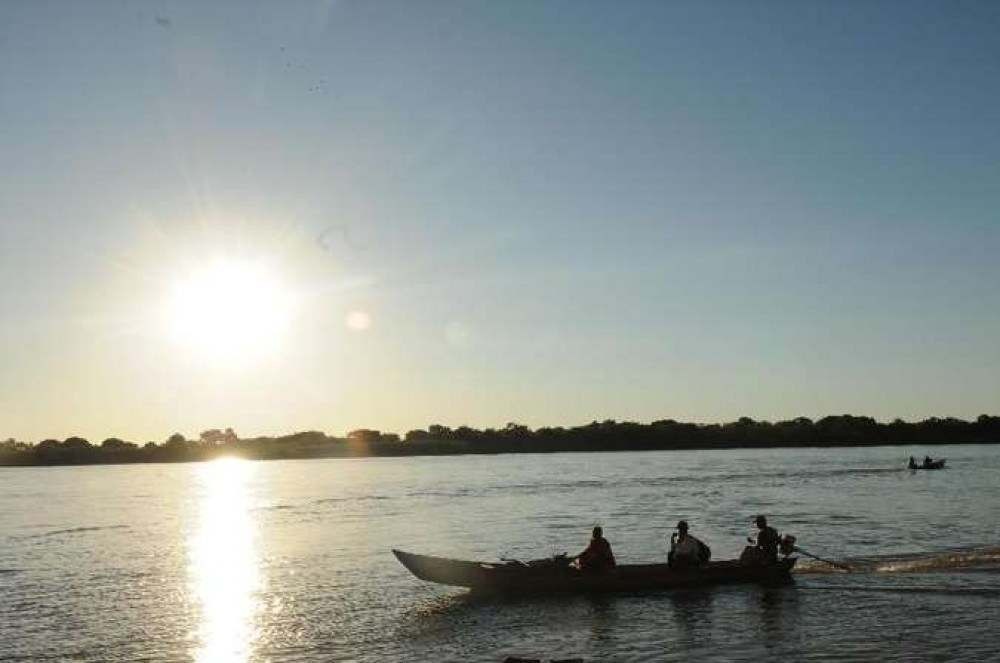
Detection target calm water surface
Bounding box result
[3,445,1000,662]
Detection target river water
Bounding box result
[2,445,999,662]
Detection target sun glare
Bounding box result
[166,259,293,364]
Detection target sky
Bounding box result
[2,0,999,443]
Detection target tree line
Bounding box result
[2,415,1000,466]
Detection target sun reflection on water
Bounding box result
[188,458,261,663]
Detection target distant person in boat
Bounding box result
[909,456,918,469]
[669,520,711,568]
[750,515,780,564]
[576,526,616,572]
[923,455,933,468]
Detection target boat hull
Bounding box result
[392,549,795,594]
[909,459,946,470]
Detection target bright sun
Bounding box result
[166,258,293,364]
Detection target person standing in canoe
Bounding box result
[752,515,781,563]
[669,520,711,568]
[576,526,616,572]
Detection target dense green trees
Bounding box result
[2,415,999,466]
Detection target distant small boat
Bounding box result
[392,549,795,594]
[909,459,946,470]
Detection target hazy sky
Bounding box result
[2,1,999,442]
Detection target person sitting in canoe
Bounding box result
[668,520,711,568]
[752,515,780,563]
[923,455,934,468]
[908,456,918,469]
[575,526,616,573]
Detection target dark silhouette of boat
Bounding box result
[908,458,946,470]
[392,549,795,594]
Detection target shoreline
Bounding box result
[2,437,995,468]
[6,415,998,468]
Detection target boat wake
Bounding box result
[870,547,1000,573]
[795,545,1000,575]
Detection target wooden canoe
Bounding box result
[392,549,795,594]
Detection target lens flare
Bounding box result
[345,310,371,331]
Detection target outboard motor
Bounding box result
[780,534,797,557]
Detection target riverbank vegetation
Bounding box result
[3,415,1000,466]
